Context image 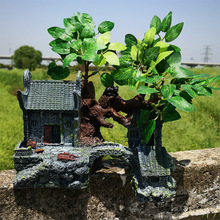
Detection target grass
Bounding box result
[0,67,219,170]
[163,67,220,152]
[0,68,49,170]
[0,83,23,170]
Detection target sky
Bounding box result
[1,0,220,64]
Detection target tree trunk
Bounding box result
[79,82,148,146]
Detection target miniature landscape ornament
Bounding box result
[13,12,220,203]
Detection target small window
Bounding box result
[31,120,38,126]
[65,121,72,128]
[74,93,78,109]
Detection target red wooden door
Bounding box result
[44,125,52,143]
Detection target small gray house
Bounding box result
[17,70,81,147]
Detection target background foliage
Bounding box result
[12,45,42,70]
[0,67,219,170]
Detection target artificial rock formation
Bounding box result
[1,148,220,219]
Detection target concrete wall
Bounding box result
[0,147,219,220]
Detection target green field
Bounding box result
[0,67,219,170]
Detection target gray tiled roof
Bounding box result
[26,80,77,110]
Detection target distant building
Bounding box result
[17,70,81,147]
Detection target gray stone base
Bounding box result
[13,142,132,189]
[1,148,220,219]
[13,141,175,203]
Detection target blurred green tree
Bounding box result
[12,45,42,70]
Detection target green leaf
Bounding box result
[52,42,70,55]
[137,85,158,94]
[167,96,196,112]
[161,11,172,32]
[93,55,106,66]
[137,110,150,128]
[48,27,64,38]
[83,38,96,50]
[96,43,108,51]
[70,20,84,33]
[192,84,212,96]
[119,55,133,68]
[179,91,193,103]
[70,39,82,50]
[63,18,71,28]
[143,47,160,66]
[131,46,138,61]
[193,74,211,78]
[111,67,134,85]
[162,103,181,122]
[74,12,92,25]
[168,44,181,52]
[100,72,114,87]
[150,15,161,34]
[171,66,194,78]
[136,75,162,84]
[154,41,169,53]
[63,20,77,36]
[161,84,176,98]
[146,61,157,74]
[108,42,127,51]
[83,38,106,51]
[63,18,76,31]
[48,62,57,71]
[63,53,78,68]
[103,51,119,65]
[128,69,138,90]
[181,84,197,98]
[48,66,70,80]
[165,22,184,42]
[204,75,220,84]
[48,27,72,41]
[125,34,137,47]
[81,50,99,62]
[174,89,181,96]
[190,79,206,85]
[167,52,181,67]
[144,27,156,45]
[60,33,73,41]
[97,31,111,45]
[207,86,220,90]
[49,38,66,47]
[143,120,156,144]
[81,23,95,38]
[155,50,173,65]
[98,21,114,34]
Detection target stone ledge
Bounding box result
[0,147,220,220]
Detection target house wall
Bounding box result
[27,110,77,146]
[62,112,75,144]
[28,111,41,143]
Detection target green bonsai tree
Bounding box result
[103,11,220,144]
[47,12,220,145]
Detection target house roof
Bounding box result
[25,80,78,111]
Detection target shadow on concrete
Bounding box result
[171,157,190,213]
[14,188,89,220]
[88,157,191,219]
